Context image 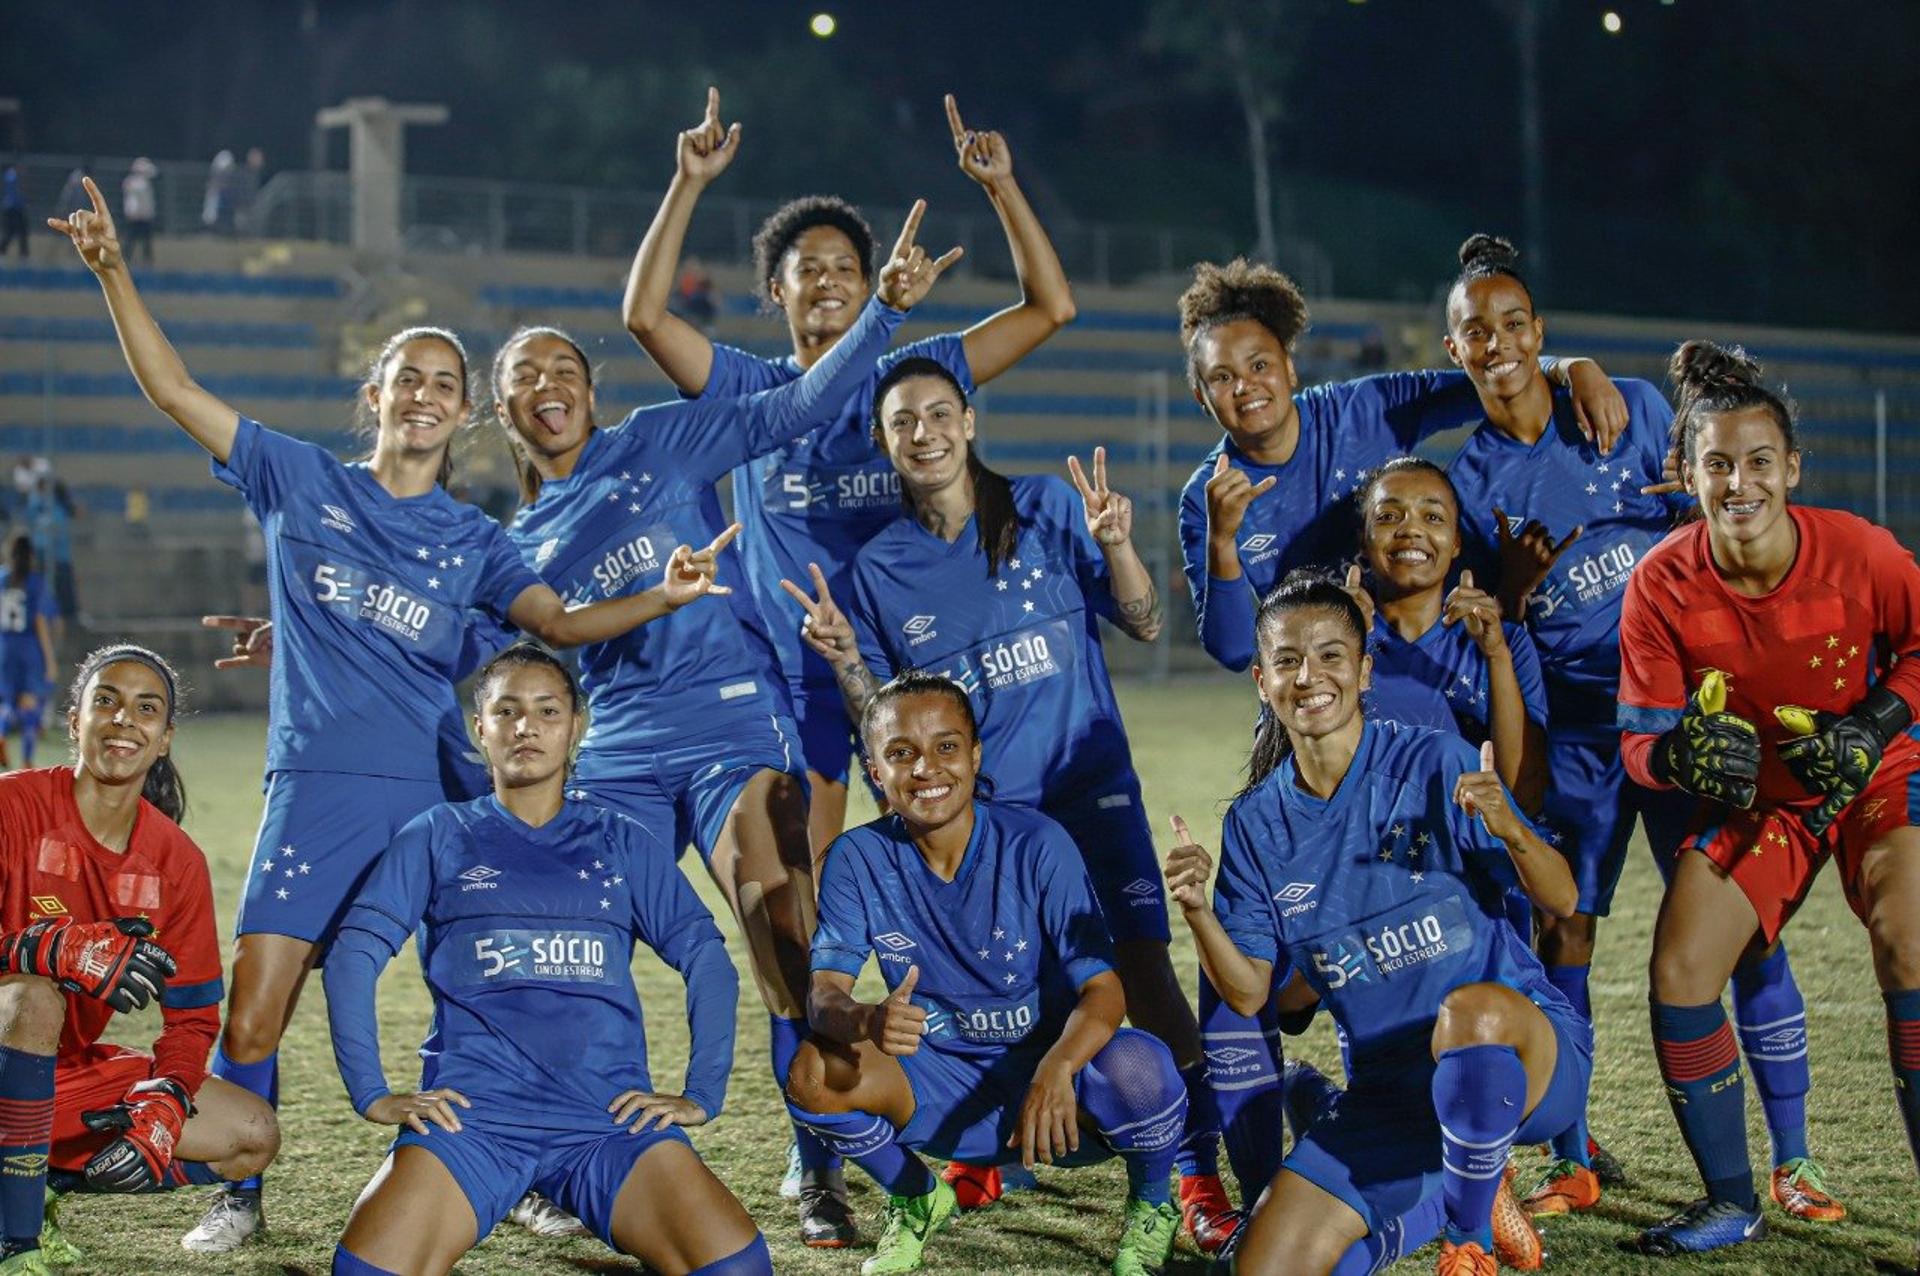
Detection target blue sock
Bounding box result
[788,1108,933,1198]
[1886,988,1920,1177]
[1081,1030,1185,1207]
[1432,1044,1526,1249]
[1198,973,1285,1200]
[768,1015,840,1177]
[16,711,34,765]
[331,1245,401,1275]
[1174,1061,1220,1180]
[1651,1000,1754,1207]
[689,1233,773,1275]
[164,1160,226,1187]
[1732,943,1810,1167]
[1543,964,1594,1163]
[1330,1193,1445,1274]
[0,1045,54,1254]
[210,1044,275,1193]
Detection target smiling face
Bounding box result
[1445,276,1544,401]
[474,660,582,790]
[68,661,173,791]
[366,336,469,467]
[770,223,872,346]
[1685,405,1801,553]
[864,691,981,834]
[876,374,975,499]
[1189,318,1300,453]
[496,332,596,463]
[1361,467,1460,597]
[1253,607,1371,746]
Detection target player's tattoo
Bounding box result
[834,658,882,721]
[1113,584,1163,641]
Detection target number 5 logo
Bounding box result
[474,936,508,977]
[314,563,346,603]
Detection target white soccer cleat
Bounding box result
[506,1191,590,1238]
[180,1191,264,1253]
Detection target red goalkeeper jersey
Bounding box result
[0,767,224,1094]
[1618,506,1920,811]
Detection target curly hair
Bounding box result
[751,196,876,302]
[1178,258,1310,351]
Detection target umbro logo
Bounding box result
[904,615,936,634]
[321,504,356,534]
[1273,882,1315,904]
[30,895,66,917]
[1240,533,1277,554]
[874,932,916,951]
[1206,1046,1259,1067]
[459,865,502,892]
[1122,879,1159,906]
[535,538,562,566]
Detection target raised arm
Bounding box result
[1454,741,1577,919]
[48,177,240,463]
[1163,816,1274,1016]
[1068,448,1161,642]
[1443,571,1546,813]
[944,95,1076,383]
[623,87,740,394]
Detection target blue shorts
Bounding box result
[236,770,448,950]
[1039,782,1170,944]
[792,682,858,787]
[1283,994,1591,1236]
[394,1110,689,1249]
[573,712,806,862]
[0,646,46,706]
[1537,732,1694,915]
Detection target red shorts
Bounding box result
[48,1044,155,1171]
[1684,750,1920,943]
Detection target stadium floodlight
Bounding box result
[810,12,837,37]
[1602,10,1623,33]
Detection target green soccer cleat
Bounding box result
[38,1192,81,1268]
[0,1250,60,1275]
[861,1177,957,1275]
[1112,1197,1180,1276]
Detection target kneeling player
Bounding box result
[323,645,766,1276]
[0,646,278,1274]
[1169,574,1587,1276]
[786,672,1187,1276]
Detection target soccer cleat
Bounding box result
[862,1177,957,1275]
[800,1181,859,1248]
[180,1190,264,1253]
[0,1251,58,1276]
[1771,1157,1846,1222]
[1112,1197,1180,1276]
[1491,1171,1543,1271]
[1178,1173,1242,1254]
[1435,1239,1498,1276]
[1586,1135,1627,1187]
[780,1139,803,1200]
[939,1160,1035,1210]
[506,1191,589,1238]
[1522,1157,1601,1215]
[1633,1197,1767,1256]
[39,1191,80,1267]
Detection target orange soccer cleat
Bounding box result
[1436,1239,1499,1276]
[1491,1169,1544,1271]
[1771,1158,1846,1222]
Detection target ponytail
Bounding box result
[141,754,187,825]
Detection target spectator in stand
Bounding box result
[235,149,265,236]
[202,151,235,235]
[1,164,27,259]
[670,259,719,334]
[121,159,158,265]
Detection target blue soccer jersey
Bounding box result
[812,801,1116,1062]
[1366,614,1548,741]
[327,796,736,1125]
[1178,371,1492,671]
[1448,379,1684,734]
[1213,720,1566,1075]
[503,296,905,765]
[0,572,52,648]
[697,331,975,695]
[213,418,541,781]
[845,474,1134,805]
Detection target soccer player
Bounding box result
[1618,340,1920,1256]
[1167,572,1586,1276]
[786,671,1187,1276]
[783,363,1234,1250]
[49,175,736,1251]
[0,646,278,1275]
[0,534,57,769]
[1441,234,1834,1218]
[323,645,767,1276]
[489,204,954,1248]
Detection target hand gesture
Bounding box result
[945,94,1013,187]
[662,523,741,610]
[1454,740,1522,840]
[779,563,861,666]
[1491,507,1581,619]
[1655,669,1760,809]
[875,199,963,312]
[869,964,928,1056]
[1640,442,1684,498]
[1341,563,1377,635]
[1067,447,1132,546]
[1010,1060,1078,1168]
[1441,569,1505,656]
[47,176,124,275]
[608,1089,710,1132]
[1565,360,1628,455]
[1204,453,1277,544]
[1164,815,1214,913]
[0,915,175,1014]
[202,615,274,670]
[365,1087,471,1136]
[677,86,742,186]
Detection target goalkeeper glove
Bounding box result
[80,1075,194,1192]
[1775,684,1913,836]
[1651,669,1761,808]
[0,916,175,1013]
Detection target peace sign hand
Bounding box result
[47,176,123,276]
[677,86,741,186]
[1491,507,1582,620]
[945,94,1013,187]
[876,199,963,312]
[1067,447,1133,546]
[1163,815,1214,914]
[779,563,860,667]
[1441,569,1506,656]
[661,522,741,610]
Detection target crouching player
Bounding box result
[786,672,1187,1276]
[1168,574,1587,1276]
[322,645,766,1276]
[0,646,278,1274]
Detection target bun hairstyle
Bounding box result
[1668,340,1798,462]
[1449,233,1533,321]
[1242,569,1371,798]
[360,326,472,489]
[1177,258,1310,390]
[68,644,188,825]
[490,325,596,505]
[872,357,1022,577]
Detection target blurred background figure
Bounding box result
[122,156,158,264]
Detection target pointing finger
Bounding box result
[201,615,265,632]
[944,93,966,142]
[704,521,742,556]
[703,85,720,128]
[891,199,927,261]
[1550,524,1585,558]
[83,174,108,216]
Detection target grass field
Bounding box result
[44,680,1918,1274]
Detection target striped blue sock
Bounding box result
[1432,1044,1526,1249]
[1732,943,1810,1166]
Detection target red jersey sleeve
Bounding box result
[150,824,224,1096]
[1862,520,1920,716]
[1617,545,1693,789]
